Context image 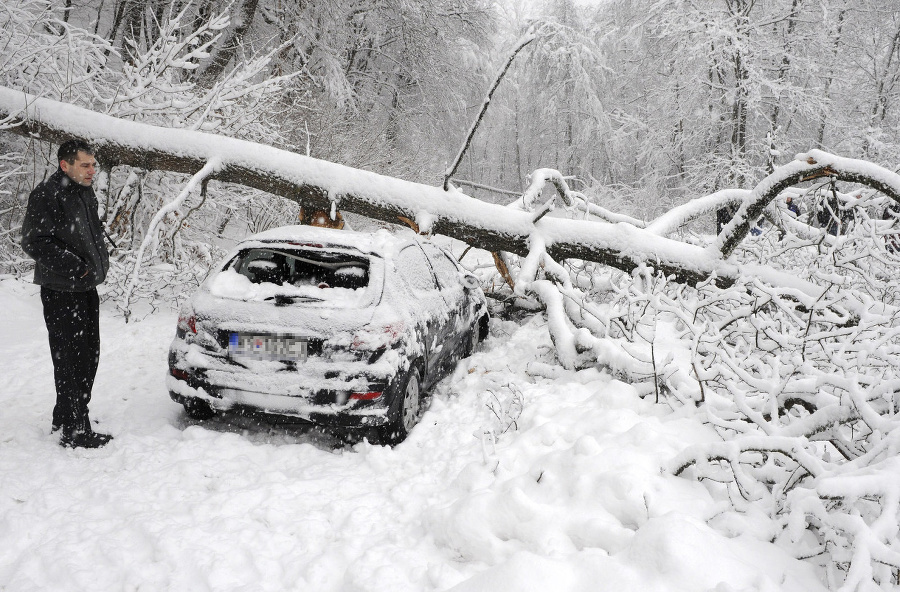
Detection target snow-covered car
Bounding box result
[167,225,489,443]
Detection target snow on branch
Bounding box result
[515,168,646,227]
[670,437,826,480]
[121,158,222,320]
[646,188,750,236]
[712,151,900,258]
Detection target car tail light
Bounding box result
[350,391,383,401]
[351,322,405,349]
[383,322,404,341]
[177,312,197,335]
[171,368,190,380]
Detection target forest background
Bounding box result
[3,0,899,283]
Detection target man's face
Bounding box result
[60,151,97,186]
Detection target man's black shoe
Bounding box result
[60,430,113,449]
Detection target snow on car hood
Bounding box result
[182,226,466,343]
[190,285,379,337]
[208,268,369,307]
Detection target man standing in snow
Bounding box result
[21,140,113,449]
[883,200,900,254]
[779,196,802,241]
[785,196,801,218]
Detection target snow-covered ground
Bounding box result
[0,277,827,592]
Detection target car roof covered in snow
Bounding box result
[238,225,416,257]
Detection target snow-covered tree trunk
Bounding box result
[5,87,900,293]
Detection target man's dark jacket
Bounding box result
[21,168,109,291]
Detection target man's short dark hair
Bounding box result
[58,140,94,165]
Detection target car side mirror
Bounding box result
[461,273,480,290]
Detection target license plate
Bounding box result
[229,333,307,361]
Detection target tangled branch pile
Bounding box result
[502,178,900,591]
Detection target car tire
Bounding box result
[183,398,215,420]
[378,366,422,445]
[466,315,486,357]
[466,326,480,357]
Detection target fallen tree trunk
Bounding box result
[2,86,899,289]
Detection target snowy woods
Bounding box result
[4,0,900,590]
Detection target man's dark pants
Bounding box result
[40,286,100,435]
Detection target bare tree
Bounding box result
[193,0,261,89]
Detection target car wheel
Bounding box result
[466,325,480,357]
[379,366,422,445]
[183,398,215,420]
[466,315,486,357]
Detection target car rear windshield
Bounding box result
[233,248,370,290]
[207,246,375,306]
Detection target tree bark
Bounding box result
[194,0,261,89]
[817,9,845,147]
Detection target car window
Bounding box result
[236,250,287,285]
[397,245,439,294]
[233,248,370,289]
[426,249,461,289]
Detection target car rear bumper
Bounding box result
[166,372,393,428]
[167,332,406,428]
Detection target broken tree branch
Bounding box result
[442,31,537,191]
